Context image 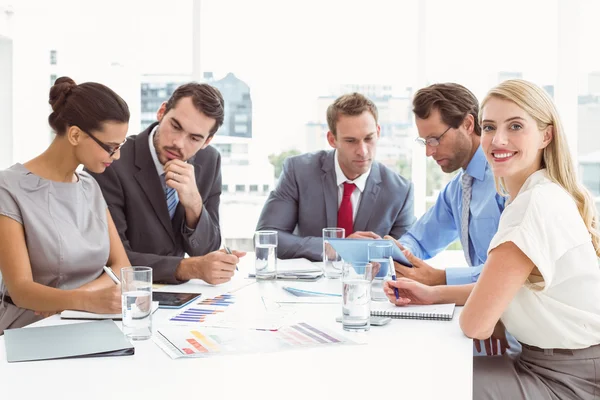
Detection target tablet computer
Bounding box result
[152,292,202,309]
[325,238,412,268]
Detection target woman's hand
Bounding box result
[383,277,439,306]
[84,284,121,314]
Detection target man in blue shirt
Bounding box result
[396,83,504,286]
[394,83,514,355]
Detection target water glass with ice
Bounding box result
[322,227,345,278]
[121,266,153,340]
[254,230,277,280]
[342,261,374,332]
[368,241,394,301]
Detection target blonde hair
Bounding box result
[480,79,600,256]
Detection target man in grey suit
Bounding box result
[89,83,244,284]
[256,93,415,261]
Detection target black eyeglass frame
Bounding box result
[84,130,127,157]
[415,125,452,147]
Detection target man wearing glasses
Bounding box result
[393,83,504,288]
[88,83,244,284]
[389,82,518,357]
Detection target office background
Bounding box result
[0,0,598,251]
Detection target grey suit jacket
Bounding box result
[256,150,415,261]
[87,123,222,283]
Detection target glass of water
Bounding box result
[121,266,153,340]
[368,241,393,301]
[254,230,277,280]
[322,227,345,278]
[342,261,374,332]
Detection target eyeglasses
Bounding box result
[84,130,127,157]
[415,125,452,147]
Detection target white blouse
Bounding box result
[488,169,600,349]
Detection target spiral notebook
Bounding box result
[371,303,455,321]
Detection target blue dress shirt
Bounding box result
[400,146,505,285]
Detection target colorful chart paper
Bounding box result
[169,294,235,323]
[154,322,355,359]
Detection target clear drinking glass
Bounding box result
[254,230,278,280]
[368,241,394,301]
[322,227,345,278]
[342,261,374,332]
[121,266,153,340]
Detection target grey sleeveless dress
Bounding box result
[0,163,110,334]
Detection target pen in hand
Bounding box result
[103,266,121,285]
[224,246,239,271]
[390,262,400,300]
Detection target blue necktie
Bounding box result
[164,177,179,219]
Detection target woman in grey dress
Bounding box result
[0,76,132,334]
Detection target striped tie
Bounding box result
[165,184,179,219]
[460,173,474,266]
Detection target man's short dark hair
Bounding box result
[412,83,481,136]
[326,93,378,136]
[164,83,225,137]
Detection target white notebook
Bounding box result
[371,302,455,321]
[60,301,159,320]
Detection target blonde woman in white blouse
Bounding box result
[384,79,600,399]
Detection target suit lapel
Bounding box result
[321,151,338,228]
[133,125,176,244]
[354,162,382,232]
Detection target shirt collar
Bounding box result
[334,150,370,192]
[464,145,487,182]
[516,168,548,197]
[148,125,165,176]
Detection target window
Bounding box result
[214,144,232,157]
[578,1,600,213]
[49,74,57,86]
[222,184,229,193]
[6,1,596,251]
[234,125,247,134]
[249,184,258,192]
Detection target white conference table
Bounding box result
[0,253,473,400]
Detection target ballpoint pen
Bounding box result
[103,266,121,285]
[390,261,400,300]
[224,246,239,271]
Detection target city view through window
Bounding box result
[1,0,599,252]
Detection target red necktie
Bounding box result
[337,182,356,236]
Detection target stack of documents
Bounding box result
[249,258,323,280]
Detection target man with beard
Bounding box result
[392,83,513,356]
[88,83,244,284]
[395,83,505,287]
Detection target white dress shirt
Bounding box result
[334,150,371,222]
[148,125,169,191]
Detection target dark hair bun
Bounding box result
[49,76,77,112]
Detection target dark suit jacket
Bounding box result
[87,123,222,283]
[256,150,415,261]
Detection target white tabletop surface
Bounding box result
[0,253,473,400]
